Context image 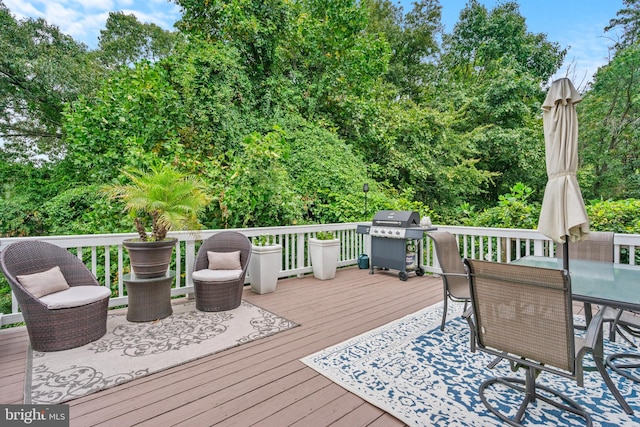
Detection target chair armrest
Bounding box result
[583,309,605,350]
[463,306,476,352]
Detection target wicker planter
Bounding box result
[249,244,282,294]
[123,238,177,279]
[309,238,340,280]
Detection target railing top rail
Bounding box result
[3,223,640,249]
[437,225,549,239]
[0,223,367,250]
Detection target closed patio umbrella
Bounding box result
[537,78,589,270]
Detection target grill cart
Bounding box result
[357,210,434,281]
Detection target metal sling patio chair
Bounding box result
[558,231,615,330]
[558,231,639,355]
[556,231,615,263]
[426,231,470,331]
[571,232,640,377]
[192,231,252,312]
[464,259,602,426]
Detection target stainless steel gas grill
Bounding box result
[357,210,432,281]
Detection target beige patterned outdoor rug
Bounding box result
[25,300,297,404]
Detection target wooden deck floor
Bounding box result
[1,267,449,426]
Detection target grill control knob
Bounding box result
[395,230,400,235]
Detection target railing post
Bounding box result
[118,244,125,298]
[184,239,196,297]
[533,239,544,256]
[103,245,111,290]
[297,232,306,278]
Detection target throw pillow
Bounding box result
[17,266,70,298]
[207,251,242,270]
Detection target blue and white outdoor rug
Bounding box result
[301,302,640,426]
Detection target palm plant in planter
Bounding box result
[103,163,212,278]
[249,234,282,294]
[309,231,340,280]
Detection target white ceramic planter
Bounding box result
[249,244,282,294]
[309,238,340,280]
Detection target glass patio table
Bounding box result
[513,255,640,414]
[514,256,640,312]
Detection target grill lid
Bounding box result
[372,210,420,228]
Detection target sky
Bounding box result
[3,0,626,84]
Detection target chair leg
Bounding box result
[440,292,449,331]
[593,342,634,415]
[614,326,638,348]
[607,353,640,383]
[479,370,593,426]
[609,322,618,342]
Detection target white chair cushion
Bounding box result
[17,266,70,298]
[39,286,111,309]
[192,269,243,282]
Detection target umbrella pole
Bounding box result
[563,234,569,271]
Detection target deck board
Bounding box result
[0,267,456,425]
[0,266,589,425]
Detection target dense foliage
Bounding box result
[1,0,640,237]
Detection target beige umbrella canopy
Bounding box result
[537,78,589,268]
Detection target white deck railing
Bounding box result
[2,224,640,326]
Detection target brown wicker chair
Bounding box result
[464,259,602,426]
[192,231,251,312]
[427,231,470,331]
[0,240,110,352]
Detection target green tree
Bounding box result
[434,0,564,206]
[215,128,303,228]
[98,12,184,69]
[283,0,390,123]
[0,151,55,237]
[440,0,564,84]
[281,120,379,223]
[0,2,102,159]
[578,42,640,200]
[175,0,290,92]
[166,40,254,160]
[344,94,496,213]
[41,185,128,236]
[587,198,640,234]
[365,0,442,101]
[473,183,541,229]
[62,61,186,183]
[606,0,640,49]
